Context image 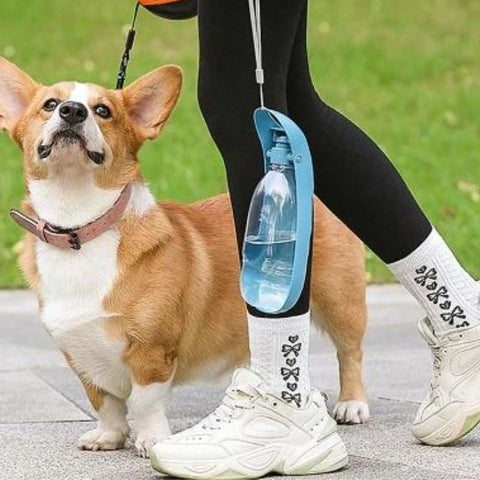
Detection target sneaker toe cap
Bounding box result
[412,401,464,444]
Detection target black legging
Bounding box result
[198,0,432,318]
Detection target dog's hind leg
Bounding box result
[77,383,130,451]
[311,296,369,424]
[309,201,369,424]
[312,292,369,424]
[309,235,370,424]
[332,328,370,425]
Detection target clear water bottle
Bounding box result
[241,131,297,313]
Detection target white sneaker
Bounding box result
[412,317,480,445]
[150,368,348,479]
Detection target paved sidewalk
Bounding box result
[0,286,479,480]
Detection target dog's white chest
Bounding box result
[58,320,131,399]
[37,230,119,332]
[37,232,131,398]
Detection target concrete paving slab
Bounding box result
[34,367,97,420]
[0,290,37,315]
[1,417,472,480]
[0,421,150,480]
[1,286,480,480]
[324,456,473,480]
[0,371,91,423]
[308,287,431,404]
[338,400,480,478]
[0,312,65,372]
[0,398,477,480]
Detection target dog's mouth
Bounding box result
[38,130,105,165]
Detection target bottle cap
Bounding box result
[267,128,291,165]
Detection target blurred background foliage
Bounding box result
[0,0,478,286]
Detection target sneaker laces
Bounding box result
[419,318,445,400]
[429,343,445,399]
[194,383,269,431]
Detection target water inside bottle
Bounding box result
[242,233,296,313]
[240,131,298,313]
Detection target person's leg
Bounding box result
[286,3,480,445]
[286,4,479,332]
[197,0,313,402]
[150,1,349,477]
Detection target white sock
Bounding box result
[388,228,480,332]
[247,311,310,407]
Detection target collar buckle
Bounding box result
[67,231,81,250]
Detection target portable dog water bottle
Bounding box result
[240,109,314,314]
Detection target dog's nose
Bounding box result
[59,101,88,125]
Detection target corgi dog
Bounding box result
[0,57,368,457]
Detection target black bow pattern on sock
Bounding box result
[281,367,300,382]
[414,265,470,329]
[414,267,438,287]
[441,306,467,326]
[281,391,302,408]
[427,286,449,304]
[280,335,302,407]
[282,343,302,358]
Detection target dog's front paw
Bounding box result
[333,400,370,425]
[135,429,170,458]
[78,428,127,451]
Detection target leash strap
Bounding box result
[116,2,141,89]
[247,0,265,108]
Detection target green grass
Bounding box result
[0,0,478,287]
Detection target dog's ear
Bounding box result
[122,65,182,140]
[0,57,39,132]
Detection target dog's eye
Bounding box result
[94,104,112,119]
[42,98,60,112]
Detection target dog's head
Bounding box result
[0,57,182,189]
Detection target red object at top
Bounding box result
[139,0,182,5]
[137,0,197,20]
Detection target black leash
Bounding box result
[116,2,140,89]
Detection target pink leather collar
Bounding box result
[10,183,132,250]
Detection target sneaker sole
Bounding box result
[413,404,480,446]
[150,432,348,479]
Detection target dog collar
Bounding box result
[9,183,132,250]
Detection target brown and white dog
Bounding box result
[0,57,368,456]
